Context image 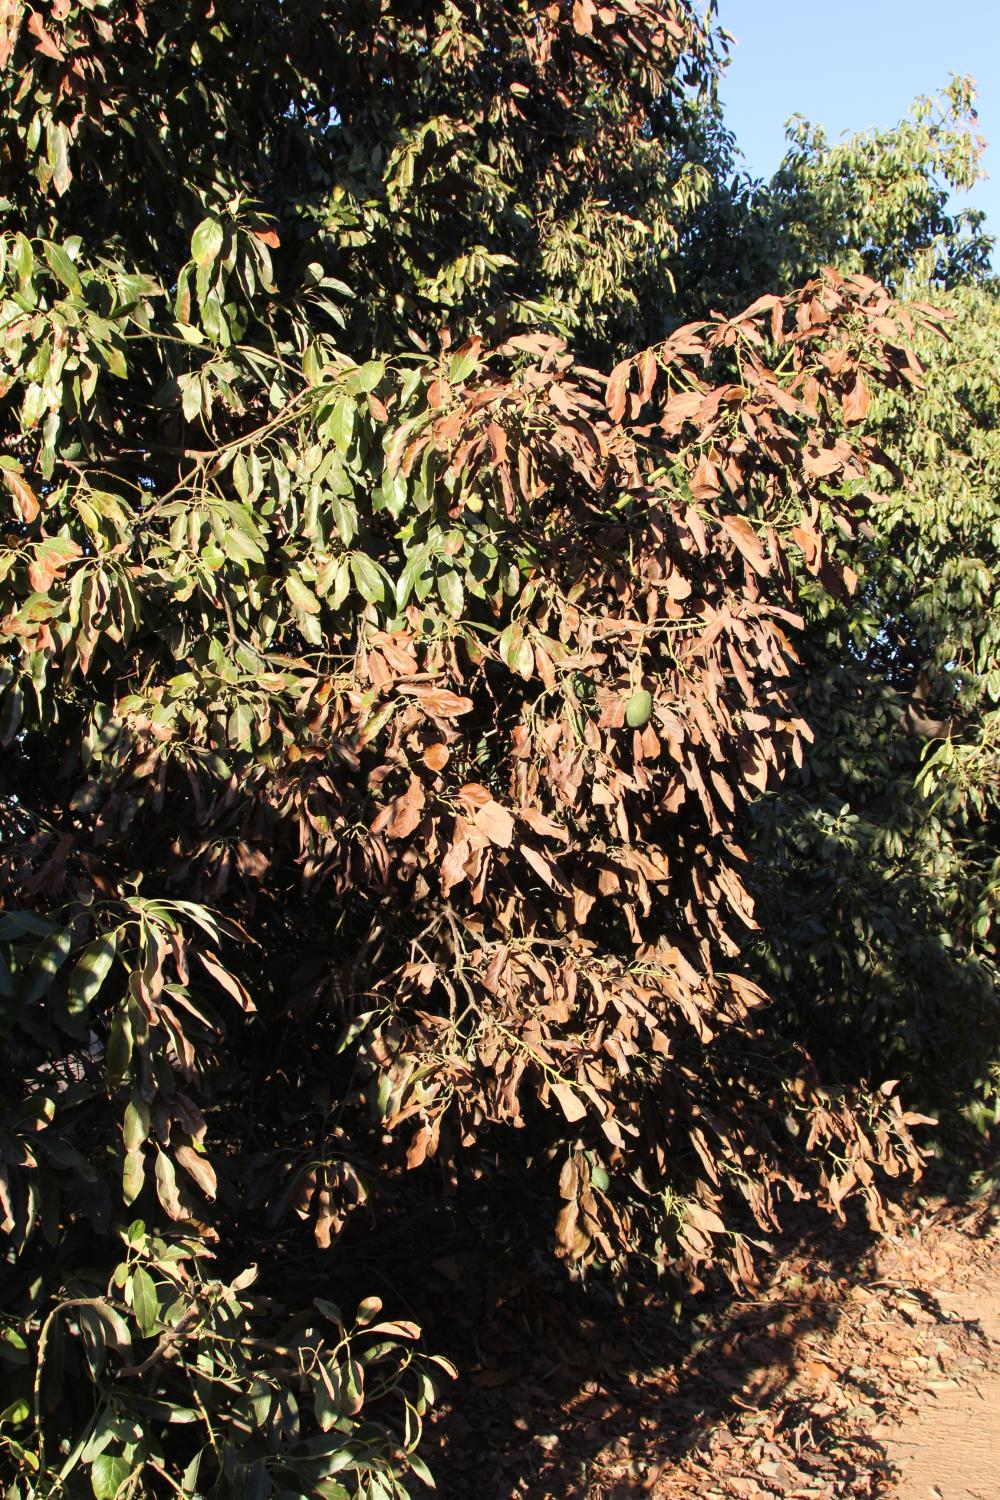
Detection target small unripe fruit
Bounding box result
[625,689,652,728]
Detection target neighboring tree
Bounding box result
[0,5,943,1495]
[750,273,1000,1158]
[673,76,994,316]
[733,87,1000,1163]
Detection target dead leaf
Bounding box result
[3,469,40,524]
[661,388,703,434]
[174,1144,218,1201]
[197,951,255,1012]
[520,844,571,893]
[27,10,64,59]
[842,372,871,424]
[605,358,631,422]
[551,1083,587,1123]
[689,454,722,500]
[469,1368,516,1388]
[721,515,769,576]
[440,837,472,893]
[802,445,844,478]
[387,777,425,838]
[407,686,474,718]
[473,800,515,847]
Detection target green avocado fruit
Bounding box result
[625,689,653,728]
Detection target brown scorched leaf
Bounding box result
[3,469,40,524]
[551,1083,588,1123]
[473,800,515,847]
[720,515,769,576]
[689,454,722,500]
[407,687,474,718]
[842,373,871,424]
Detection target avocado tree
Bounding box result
[725,84,1000,1161]
[0,4,938,1494]
[749,271,1000,1156]
[672,75,993,317]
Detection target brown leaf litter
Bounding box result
[416,1197,1000,1498]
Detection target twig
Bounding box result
[118,1304,202,1378]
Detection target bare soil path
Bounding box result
[882,1256,1000,1500]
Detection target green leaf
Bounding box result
[0,1329,30,1367]
[180,374,203,424]
[123,1098,150,1152]
[91,1454,133,1500]
[23,929,73,1004]
[223,527,265,566]
[437,570,464,618]
[191,217,224,267]
[122,1149,144,1206]
[325,396,356,453]
[497,622,524,671]
[302,342,323,386]
[154,1151,183,1218]
[449,347,480,384]
[314,1298,345,1327]
[129,1266,158,1337]
[106,1010,133,1087]
[346,360,385,394]
[125,1219,146,1246]
[48,119,72,196]
[330,496,357,546]
[68,932,119,1016]
[0,911,54,939]
[236,1461,271,1500]
[228,702,252,748]
[42,240,82,296]
[232,453,250,501]
[285,573,321,616]
[181,1450,202,1496]
[199,290,229,345]
[329,557,350,610]
[408,1451,437,1487]
[90,1301,133,1361]
[394,543,430,610]
[11,232,34,284]
[350,553,385,605]
[314,1377,339,1433]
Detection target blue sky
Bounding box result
[717,1,999,240]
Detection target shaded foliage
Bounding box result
[749,275,1000,1158]
[738,95,1000,1166]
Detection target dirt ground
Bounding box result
[880,1250,1000,1500]
[647,1201,1000,1500]
[417,1197,1000,1498]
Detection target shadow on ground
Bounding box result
[391,1189,997,1499]
[400,1205,882,1497]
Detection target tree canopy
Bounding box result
[0,5,994,1498]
